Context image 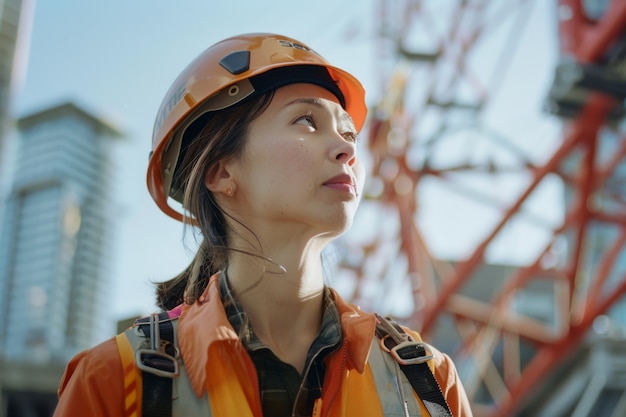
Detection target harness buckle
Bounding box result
[136,313,180,378]
[375,313,434,366]
[382,337,434,366]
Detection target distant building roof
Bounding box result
[17,101,123,139]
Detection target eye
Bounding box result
[341,131,359,143]
[294,112,317,129]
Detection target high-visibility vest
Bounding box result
[116,314,428,417]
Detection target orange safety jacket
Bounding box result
[54,275,473,417]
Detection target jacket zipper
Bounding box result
[292,343,337,417]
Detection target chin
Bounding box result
[324,215,354,238]
[311,203,358,236]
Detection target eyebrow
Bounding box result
[285,97,355,126]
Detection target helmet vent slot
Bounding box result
[219,50,251,75]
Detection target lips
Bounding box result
[323,173,357,196]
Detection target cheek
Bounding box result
[245,138,320,195]
[249,145,311,194]
[281,142,317,179]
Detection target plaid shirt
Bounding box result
[219,273,343,417]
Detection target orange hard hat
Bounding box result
[146,32,367,221]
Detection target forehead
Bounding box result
[269,83,354,125]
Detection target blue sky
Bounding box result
[12,0,563,340]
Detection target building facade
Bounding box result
[0,0,30,164]
[0,102,121,364]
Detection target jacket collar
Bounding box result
[177,273,377,397]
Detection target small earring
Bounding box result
[226,187,233,196]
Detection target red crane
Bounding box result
[338,0,626,415]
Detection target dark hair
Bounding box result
[155,93,273,310]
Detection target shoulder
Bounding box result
[427,343,462,388]
[55,338,125,417]
[59,337,122,391]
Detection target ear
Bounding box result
[204,159,235,195]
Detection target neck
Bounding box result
[225,222,330,301]
[226,240,326,316]
[224,234,328,369]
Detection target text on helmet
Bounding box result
[277,39,321,56]
[154,82,187,133]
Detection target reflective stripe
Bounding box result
[115,333,142,417]
[121,317,213,417]
[369,337,422,417]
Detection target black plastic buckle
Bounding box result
[375,313,434,366]
[135,313,179,378]
[388,339,434,366]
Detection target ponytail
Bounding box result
[155,240,216,310]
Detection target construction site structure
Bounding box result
[336,1,626,415]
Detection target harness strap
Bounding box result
[135,312,178,417]
[398,362,452,417]
[375,314,453,417]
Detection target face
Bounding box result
[226,83,365,240]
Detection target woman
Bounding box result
[54,33,473,417]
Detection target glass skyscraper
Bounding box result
[0,102,121,364]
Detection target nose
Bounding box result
[332,135,357,166]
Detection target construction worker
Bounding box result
[53,33,473,417]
